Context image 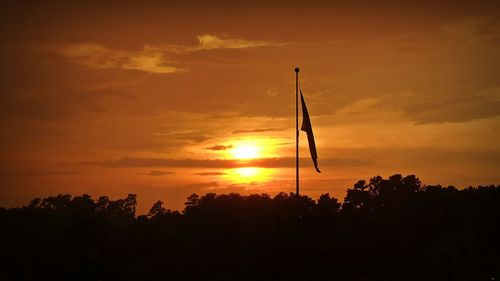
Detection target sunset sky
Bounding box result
[1,1,499,213]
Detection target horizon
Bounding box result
[7,173,498,215]
[1,1,499,214]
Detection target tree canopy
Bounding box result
[1,174,498,281]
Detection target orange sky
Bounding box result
[1,1,499,213]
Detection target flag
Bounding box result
[300,90,321,173]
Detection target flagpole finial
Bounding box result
[295,67,300,73]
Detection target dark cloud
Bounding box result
[144,170,175,176]
[180,135,211,143]
[161,131,211,143]
[205,144,233,150]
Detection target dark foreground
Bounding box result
[1,174,499,281]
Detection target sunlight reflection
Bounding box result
[236,167,259,177]
[224,167,273,183]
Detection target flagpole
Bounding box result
[294,67,302,281]
[295,67,299,197]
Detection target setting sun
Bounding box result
[231,144,261,159]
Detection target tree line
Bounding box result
[1,174,499,281]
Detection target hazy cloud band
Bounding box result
[58,157,371,168]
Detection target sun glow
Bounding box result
[236,167,259,177]
[224,167,274,184]
[216,139,279,182]
[230,144,261,159]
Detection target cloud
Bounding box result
[122,51,179,74]
[155,130,211,143]
[56,34,282,74]
[195,172,226,176]
[341,87,500,125]
[440,19,500,43]
[144,170,175,176]
[58,43,182,74]
[58,156,371,168]
[1,88,136,121]
[179,135,211,143]
[205,144,233,150]
[335,98,382,116]
[186,181,222,189]
[196,34,276,50]
[402,88,500,124]
[274,142,293,146]
[232,128,286,134]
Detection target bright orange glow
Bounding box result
[224,167,274,183]
[230,143,261,159]
[236,167,259,177]
[224,138,279,160]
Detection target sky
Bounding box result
[1,1,499,213]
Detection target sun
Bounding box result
[220,139,276,182]
[231,144,260,159]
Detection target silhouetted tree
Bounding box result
[1,176,499,281]
[147,200,166,218]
